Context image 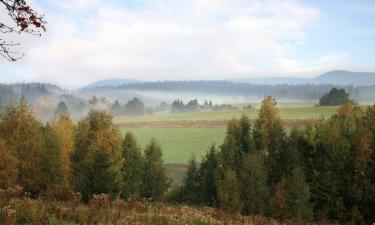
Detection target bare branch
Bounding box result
[0,0,46,61]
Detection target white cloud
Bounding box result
[0,0,337,87]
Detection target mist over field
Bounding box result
[1,0,375,224]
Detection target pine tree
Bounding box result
[141,138,169,199]
[70,109,122,201]
[240,152,269,215]
[121,132,144,198]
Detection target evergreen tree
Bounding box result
[239,114,253,154]
[181,157,201,204]
[86,150,120,199]
[216,169,242,212]
[198,144,218,206]
[111,100,122,115]
[269,179,287,221]
[55,101,69,116]
[220,119,241,171]
[121,132,144,198]
[240,152,269,215]
[141,139,169,199]
[361,105,375,223]
[70,109,122,201]
[38,124,65,193]
[285,167,313,222]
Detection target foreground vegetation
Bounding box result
[0,96,374,224]
[0,188,311,225]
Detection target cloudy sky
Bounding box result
[1,0,375,87]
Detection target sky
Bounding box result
[0,0,375,87]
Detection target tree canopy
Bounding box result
[319,88,354,106]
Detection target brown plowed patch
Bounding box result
[116,119,312,128]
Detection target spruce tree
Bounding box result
[198,144,218,206]
[181,157,201,204]
[38,124,65,194]
[55,101,69,117]
[285,167,313,222]
[240,152,269,215]
[121,132,144,198]
[86,150,120,199]
[70,109,122,201]
[220,119,241,171]
[216,169,242,212]
[141,138,169,199]
[239,114,253,154]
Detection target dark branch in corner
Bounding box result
[0,0,46,61]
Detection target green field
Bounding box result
[120,128,226,164]
[115,103,342,124]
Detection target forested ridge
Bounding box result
[0,96,374,224]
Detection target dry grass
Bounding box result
[0,187,330,225]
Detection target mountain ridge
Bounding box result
[85,71,375,88]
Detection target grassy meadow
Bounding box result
[120,128,226,164]
[114,102,342,124]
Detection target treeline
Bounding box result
[174,97,374,224]
[171,99,237,113]
[0,97,169,202]
[86,80,375,101]
[111,97,145,115]
[0,83,52,112]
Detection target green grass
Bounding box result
[114,103,343,124]
[120,128,226,164]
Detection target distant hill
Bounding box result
[315,70,375,85]
[85,79,142,88]
[233,70,375,86]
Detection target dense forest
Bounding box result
[0,96,374,224]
